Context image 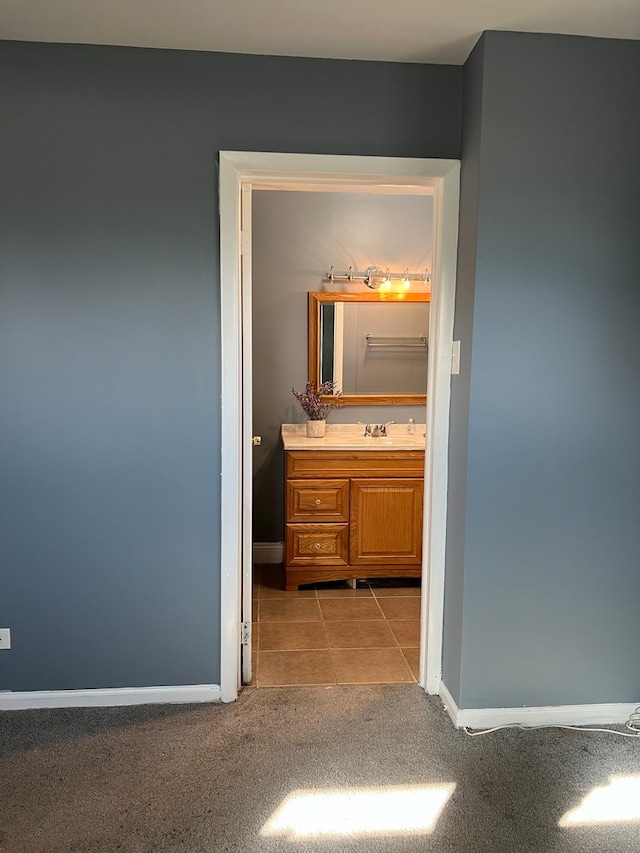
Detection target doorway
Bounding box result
[219,152,460,703]
[251,187,430,687]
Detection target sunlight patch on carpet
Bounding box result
[261,783,455,839]
[560,775,640,827]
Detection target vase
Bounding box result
[306,419,326,438]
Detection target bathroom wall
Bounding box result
[0,40,462,693]
[251,190,433,542]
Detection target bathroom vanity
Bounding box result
[282,424,425,590]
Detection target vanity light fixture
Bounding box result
[326,265,431,290]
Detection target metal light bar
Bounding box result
[326,265,431,289]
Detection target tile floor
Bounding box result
[251,565,421,687]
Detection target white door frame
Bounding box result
[219,151,460,702]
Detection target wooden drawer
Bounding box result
[286,479,349,523]
[285,523,349,566]
[286,450,425,479]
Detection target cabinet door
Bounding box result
[350,479,423,565]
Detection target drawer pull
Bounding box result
[314,499,322,505]
[314,542,322,550]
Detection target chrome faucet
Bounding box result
[366,421,394,437]
[359,421,394,437]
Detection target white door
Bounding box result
[240,183,253,684]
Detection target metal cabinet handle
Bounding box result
[314,542,321,550]
[315,499,322,505]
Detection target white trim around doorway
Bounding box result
[219,151,460,703]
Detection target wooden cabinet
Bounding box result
[350,479,423,566]
[284,450,424,590]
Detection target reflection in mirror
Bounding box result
[309,292,431,406]
[322,301,430,394]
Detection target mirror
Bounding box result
[308,291,431,406]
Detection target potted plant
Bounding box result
[292,381,343,437]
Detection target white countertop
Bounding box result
[281,423,426,451]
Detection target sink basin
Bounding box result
[281,423,426,450]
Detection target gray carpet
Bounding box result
[1,685,638,852]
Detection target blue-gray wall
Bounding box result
[0,41,462,691]
[444,32,640,708]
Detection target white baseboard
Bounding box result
[438,681,460,727]
[253,542,284,564]
[0,684,221,711]
[438,682,638,730]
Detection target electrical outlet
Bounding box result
[0,628,11,650]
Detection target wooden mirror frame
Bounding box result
[308,291,431,406]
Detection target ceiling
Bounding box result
[2,0,639,65]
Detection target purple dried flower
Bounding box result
[292,381,343,420]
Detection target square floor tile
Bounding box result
[257,650,335,686]
[388,619,420,647]
[259,598,322,622]
[318,598,384,621]
[331,648,413,684]
[324,620,397,649]
[401,647,420,680]
[260,621,328,651]
[376,597,421,620]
